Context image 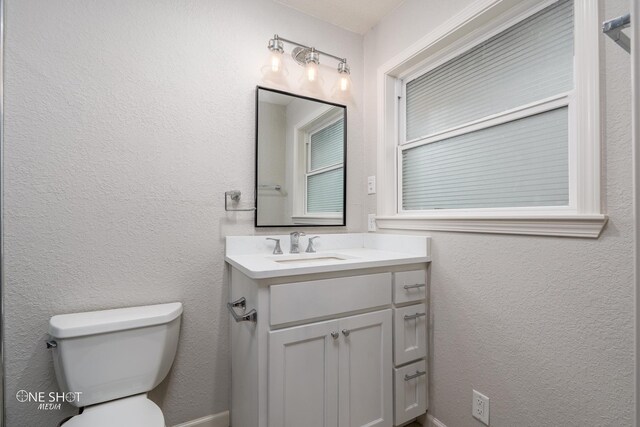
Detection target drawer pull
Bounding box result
[404,370,426,381]
[403,283,426,290]
[342,329,350,337]
[227,297,257,323]
[404,312,426,321]
[331,331,339,339]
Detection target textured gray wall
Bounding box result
[363,0,634,425]
[3,1,363,425]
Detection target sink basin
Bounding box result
[269,253,353,265]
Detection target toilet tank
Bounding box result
[48,302,182,407]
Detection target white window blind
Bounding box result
[401,0,574,213]
[405,0,574,140]
[307,168,344,212]
[402,107,568,210]
[307,117,344,213]
[310,119,344,171]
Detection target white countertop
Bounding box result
[225,233,431,279]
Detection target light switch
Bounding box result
[367,176,376,194]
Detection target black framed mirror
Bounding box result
[255,86,346,227]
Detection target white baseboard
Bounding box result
[172,411,229,427]
[427,413,447,427]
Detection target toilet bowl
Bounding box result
[62,394,164,427]
[48,302,183,427]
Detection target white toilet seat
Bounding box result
[63,394,165,427]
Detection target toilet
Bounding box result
[47,302,183,427]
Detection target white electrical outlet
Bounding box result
[367,214,376,232]
[472,390,489,425]
[367,176,376,194]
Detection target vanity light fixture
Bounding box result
[265,34,351,93]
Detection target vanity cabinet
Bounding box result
[229,266,427,427]
[226,233,431,427]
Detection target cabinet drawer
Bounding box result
[270,273,392,326]
[393,270,426,304]
[394,359,427,426]
[394,303,427,365]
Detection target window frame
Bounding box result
[291,108,346,224]
[374,0,607,237]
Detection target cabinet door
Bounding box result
[338,310,393,427]
[269,319,340,427]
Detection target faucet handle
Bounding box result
[266,238,283,255]
[306,236,320,253]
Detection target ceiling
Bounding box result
[272,0,405,34]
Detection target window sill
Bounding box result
[292,215,344,225]
[374,214,608,238]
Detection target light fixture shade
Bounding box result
[299,66,324,97]
[332,77,352,103]
[261,64,289,87]
[261,38,288,87]
[332,61,352,101]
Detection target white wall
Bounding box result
[4,0,363,425]
[363,0,634,425]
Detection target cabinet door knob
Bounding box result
[331,331,339,339]
[342,329,350,337]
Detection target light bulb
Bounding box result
[339,74,350,92]
[335,60,351,95]
[306,61,318,82]
[303,49,320,83]
[270,50,282,73]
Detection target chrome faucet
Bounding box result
[289,231,306,254]
[266,238,283,255]
[306,236,320,253]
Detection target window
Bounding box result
[401,0,573,212]
[376,0,606,237]
[306,116,344,214]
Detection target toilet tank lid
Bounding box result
[49,302,183,339]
